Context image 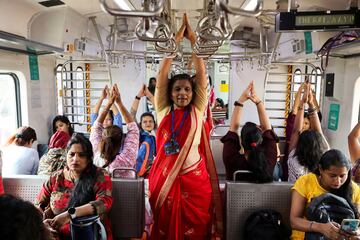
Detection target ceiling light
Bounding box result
[241,0,258,11]
[114,0,133,11]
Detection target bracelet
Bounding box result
[298,106,304,111]
[135,96,141,100]
[309,221,314,232]
[256,100,262,106]
[234,101,244,107]
[308,107,317,114]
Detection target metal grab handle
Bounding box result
[135,18,172,42]
[112,167,137,179]
[155,38,177,53]
[233,170,252,181]
[99,0,165,17]
[216,0,263,17]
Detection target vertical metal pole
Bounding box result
[85,63,91,133]
[284,65,292,137]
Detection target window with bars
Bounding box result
[291,68,322,109]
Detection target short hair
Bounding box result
[140,112,156,131]
[0,194,49,240]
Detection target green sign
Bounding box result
[328,103,340,131]
[28,54,39,80]
[295,14,355,26]
[304,32,312,54]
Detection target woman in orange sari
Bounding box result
[148,14,222,239]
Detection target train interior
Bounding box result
[1,0,360,238]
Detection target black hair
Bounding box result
[215,98,225,108]
[52,115,74,136]
[140,112,156,131]
[315,149,358,217]
[295,130,327,172]
[167,73,195,104]
[0,194,49,240]
[148,77,156,95]
[66,133,96,208]
[241,122,273,183]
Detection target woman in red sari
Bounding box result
[148,14,222,239]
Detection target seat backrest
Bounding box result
[3,175,47,202]
[110,177,145,239]
[226,181,293,240]
[3,175,145,239]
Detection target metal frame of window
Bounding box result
[0,72,21,127]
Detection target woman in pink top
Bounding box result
[90,84,139,178]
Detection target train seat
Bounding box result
[3,174,145,239]
[225,181,293,240]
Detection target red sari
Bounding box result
[149,105,223,239]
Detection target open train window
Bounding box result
[56,64,66,115]
[75,67,85,123]
[0,73,21,145]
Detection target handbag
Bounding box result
[70,215,107,240]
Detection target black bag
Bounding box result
[70,215,107,240]
[244,209,291,240]
[305,193,356,240]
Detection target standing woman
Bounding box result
[2,126,39,175]
[35,133,113,239]
[149,14,222,239]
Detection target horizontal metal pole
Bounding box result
[264,99,286,103]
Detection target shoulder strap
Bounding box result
[137,142,150,177]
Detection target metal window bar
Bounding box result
[60,60,111,134]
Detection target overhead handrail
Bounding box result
[99,0,165,17]
[216,0,263,17]
[135,17,172,42]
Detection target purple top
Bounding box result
[90,121,139,178]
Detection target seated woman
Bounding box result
[348,122,360,182]
[2,126,39,175]
[290,149,360,240]
[0,194,50,240]
[52,115,74,136]
[221,81,277,182]
[90,84,139,178]
[35,133,112,239]
[282,83,322,180]
[91,85,122,128]
[287,83,329,182]
[37,130,70,175]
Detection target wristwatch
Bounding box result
[68,207,76,219]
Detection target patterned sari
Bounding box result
[149,105,223,239]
